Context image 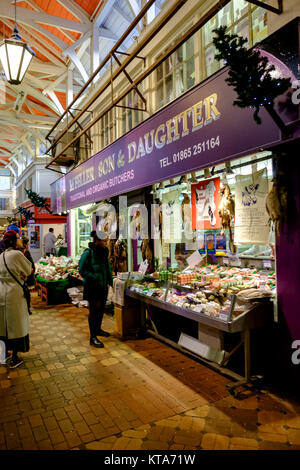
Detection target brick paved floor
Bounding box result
[0,293,300,451]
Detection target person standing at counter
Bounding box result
[43,228,57,257]
[79,231,113,348]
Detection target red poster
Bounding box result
[191,177,221,229]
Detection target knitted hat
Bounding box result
[3,230,18,247]
[7,225,20,234]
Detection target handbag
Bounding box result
[3,252,32,315]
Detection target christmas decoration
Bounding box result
[25,189,52,214]
[212,26,291,135]
[6,217,18,225]
[17,206,34,222]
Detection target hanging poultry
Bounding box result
[265,179,287,233]
[218,184,235,230]
[218,183,236,253]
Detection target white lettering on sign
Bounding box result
[127,93,221,164]
[69,167,95,192]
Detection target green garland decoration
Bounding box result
[25,189,52,214]
[6,217,18,225]
[17,206,35,222]
[212,26,291,132]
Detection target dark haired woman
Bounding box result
[79,231,113,348]
[0,231,32,368]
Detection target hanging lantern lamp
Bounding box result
[0,1,35,85]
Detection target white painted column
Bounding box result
[91,23,100,81]
[67,68,74,107]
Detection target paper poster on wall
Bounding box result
[234,168,269,245]
[29,224,41,249]
[184,233,198,251]
[191,177,221,230]
[162,189,182,243]
[162,242,170,258]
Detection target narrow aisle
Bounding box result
[0,293,299,451]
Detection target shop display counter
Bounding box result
[216,255,275,271]
[36,276,70,305]
[126,287,270,333]
[124,274,274,395]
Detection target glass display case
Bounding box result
[124,265,274,395]
[126,264,275,331]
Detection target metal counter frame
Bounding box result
[125,288,272,396]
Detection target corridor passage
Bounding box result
[0,294,300,451]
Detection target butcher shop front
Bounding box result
[50,22,300,393]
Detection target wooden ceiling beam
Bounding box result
[0,1,90,33]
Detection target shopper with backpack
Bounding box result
[79,230,113,348]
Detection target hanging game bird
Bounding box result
[218,184,235,230]
[265,180,287,233]
[218,184,236,253]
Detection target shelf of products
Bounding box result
[35,256,82,282]
[35,256,83,305]
[126,264,275,333]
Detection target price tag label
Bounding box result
[263,260,272,269]
[187,250,204,268]
[229,255,241,267]
[138,259,149,274]
[219,313,228,322]
[223,257,229,265]
[194,305,203,313]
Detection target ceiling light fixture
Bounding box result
[179,174,188,184]
[225,161,234,174]
[204,168,211,179]
[0,1,35,85]
[190,172,198,183]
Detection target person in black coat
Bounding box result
[79,231,113,348]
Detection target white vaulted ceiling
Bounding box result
[0,0,165,172]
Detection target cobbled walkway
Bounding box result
[0,293,300,451]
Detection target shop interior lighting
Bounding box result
[225,161,234,174]
[150,184,157,194]
[204,168,211,179]
[179,174,188,184]
[0,1,35,85]
[190,172,198,183]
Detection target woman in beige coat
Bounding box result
[0,230,32,368]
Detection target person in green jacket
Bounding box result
[79,230,113,348]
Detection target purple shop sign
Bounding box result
[51,173,67,214]
[51,55,297,211]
